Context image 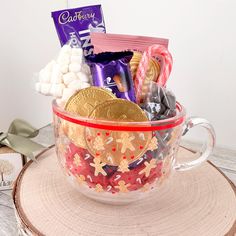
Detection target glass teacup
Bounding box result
[53,101,215,204]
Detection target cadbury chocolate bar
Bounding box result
[51,5,106,56]
[86,51,136,102]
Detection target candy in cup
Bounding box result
[86,51,136,102]
[53,86,215,204]
[91,33,169,84]
[135,44,173,103]
[31,4,217,206]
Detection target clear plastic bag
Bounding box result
[141,82,176,121]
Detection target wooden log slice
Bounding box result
[13,147,236,236]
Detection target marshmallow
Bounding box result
[50,83,65,98]
[56,98,66,108]
[51,64,63,84]
[71,47,83,56]
[63,72,77,85]
[69,63,81,73]
[40,83,51,95]
[77,71,90,83]
[35,82,41,92]
[59,64,69,74]
[57,54,70,65]
[61,88,76,102]
[68,80,82,90]
[60,45,72,55]
[80,82,91,89]
[45,60,56,72]
[39,68,51,83]
[36,44,92,101]
[81,63,91,75]
[70,55,83,64]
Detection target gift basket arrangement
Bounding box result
[35,4,215,204]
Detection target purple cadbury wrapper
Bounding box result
[87,51,136,102]
[51,5,106,57]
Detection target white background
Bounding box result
[0,0,235,149]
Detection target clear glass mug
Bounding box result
[53,101,215,204]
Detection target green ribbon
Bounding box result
[0,119,45,161]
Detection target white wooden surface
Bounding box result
[0,125,235,236]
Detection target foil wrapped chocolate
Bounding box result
[141,83,176,121]
[86,51,136,102]
[139,84,177,162]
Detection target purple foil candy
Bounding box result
[87,51,136,102]
[51,5,106,56]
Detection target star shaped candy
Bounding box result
[139,159,157,177]
[90,158,107,176]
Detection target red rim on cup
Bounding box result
[52,100,186,131]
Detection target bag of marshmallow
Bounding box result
[35,41,92,108]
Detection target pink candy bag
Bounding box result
[91,32,168,53]
[91,33,172,103]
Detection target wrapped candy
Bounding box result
[141,82,176,121]
[140,84,177,162]
[91,33,168,86]
[134,44,173,103]
[86,51,136,102]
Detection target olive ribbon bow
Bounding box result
[0,119,45,161]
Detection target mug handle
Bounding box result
[174,117,216,171]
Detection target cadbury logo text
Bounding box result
[58,11,95,24]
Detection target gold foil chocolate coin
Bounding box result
[85,99,152,166]
[89,99,149,122]
[64,87,116,148]
[65,86,117,116]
